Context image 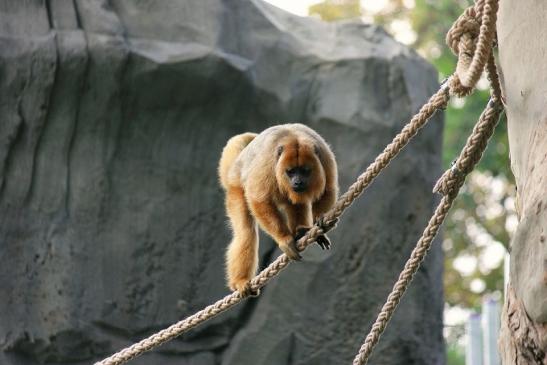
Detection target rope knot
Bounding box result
[446,7,480,55]
[445,6,483,97]
[448,76,474,97]
[444,0,498,96]
[433,164,466,197]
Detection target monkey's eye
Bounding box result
[301,167,311,176]
[277,146,284,158]
[286,168,296,177]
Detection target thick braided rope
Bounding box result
[447,0,498,95]
[316,85,450,230]
[352,4,503,361]
[352,195,452,365]
[485,52,502,102]
[94,79,451,365]
[352,86,504,365]
[433,54,502,196]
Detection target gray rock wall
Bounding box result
[0,1,445,364]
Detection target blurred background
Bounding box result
[264,0,514,363]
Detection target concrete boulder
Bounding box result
[0,1,444,364]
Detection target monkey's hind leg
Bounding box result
[225,186,259,296]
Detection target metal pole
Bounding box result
[466,312,483,365]
[482,297,501,365]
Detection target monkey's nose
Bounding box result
[293,182,306,192]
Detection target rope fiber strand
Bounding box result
[95,0,502,364]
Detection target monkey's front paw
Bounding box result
[230,280,260,297]
[315,234,332,250]
[280,238,303,261]
[295,225,332,250]
[295,226,311,241]
[316,216,338,234]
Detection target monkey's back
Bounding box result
[232,124,328,187]
[230,126,284,187]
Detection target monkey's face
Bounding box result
[275,140,326,204]
[286,166,311,193]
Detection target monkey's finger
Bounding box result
[289,246,303,261]
[316,216,339,234]
[315,237,325,249]
[323,235,332,249]
[282,241,303,261]
[285,250,303,261]
[295,226,311,241]
[244,283,260,297]
[316,235,332,250]
[236,282,260,298]
[239,287,260,298]
[246,286,261,297]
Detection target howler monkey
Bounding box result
[218,124,338,294]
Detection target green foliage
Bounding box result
[447,343,466,365]
[371,0,511,174]
[370,0,512,309]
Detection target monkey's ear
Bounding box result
[314,145,321,156]
[276,146,284,158]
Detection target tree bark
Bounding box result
[497,0,547,363]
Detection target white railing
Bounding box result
[465,295,502,365]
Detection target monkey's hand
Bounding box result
[295,226,332,250]
[315,234,332,250]
[230,279,260,298]
[294,226,310,241]
[316,215,338,234]
[279,237,303,261]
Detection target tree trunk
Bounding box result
[497,0,547,363]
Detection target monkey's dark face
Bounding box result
[275,139,326,204]
[286,166,311,193]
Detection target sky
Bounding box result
[263,0,389,17]
[262,0,317,16]
[262,0,417,44]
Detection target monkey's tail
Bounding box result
[218,132,257,189]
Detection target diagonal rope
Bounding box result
[94,73,452,365]
[95,1,502,364]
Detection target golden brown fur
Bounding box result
[218,124,338,293]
